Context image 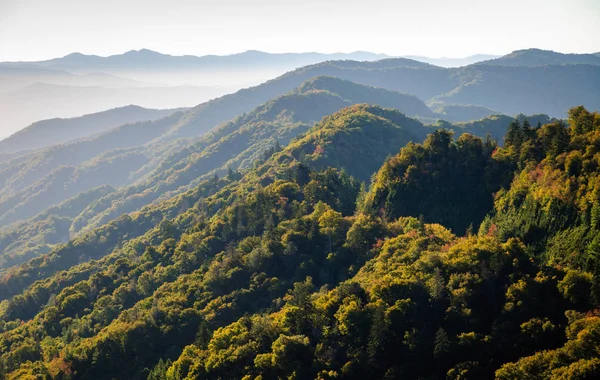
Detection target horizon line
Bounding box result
[0,48,507,64]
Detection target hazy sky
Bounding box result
[1,0,599,61]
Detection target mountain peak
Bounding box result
[241,49,268,55]
[479,48,600,66]
[122,48,163,56]
[62,52,86,58]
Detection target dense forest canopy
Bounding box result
[0,77,545,273]
[0,104,599,380]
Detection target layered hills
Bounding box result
[0,104,598,379]
[0,78,434,268]
[0,75,550,273]
[2,48,598,137]
[0,49,599,379]
[0,105,183,155]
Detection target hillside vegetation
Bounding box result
[0,78,527,271]
[0,105,598,380]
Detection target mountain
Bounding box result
[0,56,574,265]
[0,66,150,94]
[2,48,598,140]
[429,64,600,116]
[0,50,391,90]
[0,52,391,139]
[0,57,441,146]
[156,57,597,131]
[160,106,600,380]
[0,71,552,267]
[0,111,189,228]
[155,59,443,142]
[1,50,390,73]
[0,185,115,268]
[0,82,227,137]
[0,105,182,155]
[0,105,598,379]
[478,48,600,66]
[59,79,524,240]
[264,104,427,181]
[0,103,421,303]
[0,77,433,265]
[3,49,597,138]
[0,99,531,294]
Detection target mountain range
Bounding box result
[0,79,555,286]
[0,105,184,155]
[1,48,598,137]
[1,50,389,72]
[0,44,599,379]
[479,48,600,66]
[0,100,598,378]
[3,47,596,248]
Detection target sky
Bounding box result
[0,0,599,61]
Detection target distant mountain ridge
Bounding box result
[3,48,597,142]
[0,82,226,136]
[0,50,394,136]
[0,105,183,155]
[0,50,391,73]
[157,57,598,142]
[2,48,596,137]
[6,48,599,73]
[478,48,600,66]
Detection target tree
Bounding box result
[434,328,450,358]
[319,208,343,253]
[195,321,211,349]
[271,335,313,378]
[569,105,595,135]
[148,358,171,380]
[505,119,522,148]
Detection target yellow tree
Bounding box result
[319,208,343,253]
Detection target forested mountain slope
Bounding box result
[0,104,427,297]
[0,104,420,378]
[162,106,600,379]
[0,78,550,276]
[0,81,434,271]
[482,106,600,269]
[0,112,189,228]
[1,54,584,235]
[0,106,598,379]
[0,185,116,268]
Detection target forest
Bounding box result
[0,42,599,380]
[0,103,599,379]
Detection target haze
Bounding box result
[1,0,599,61]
